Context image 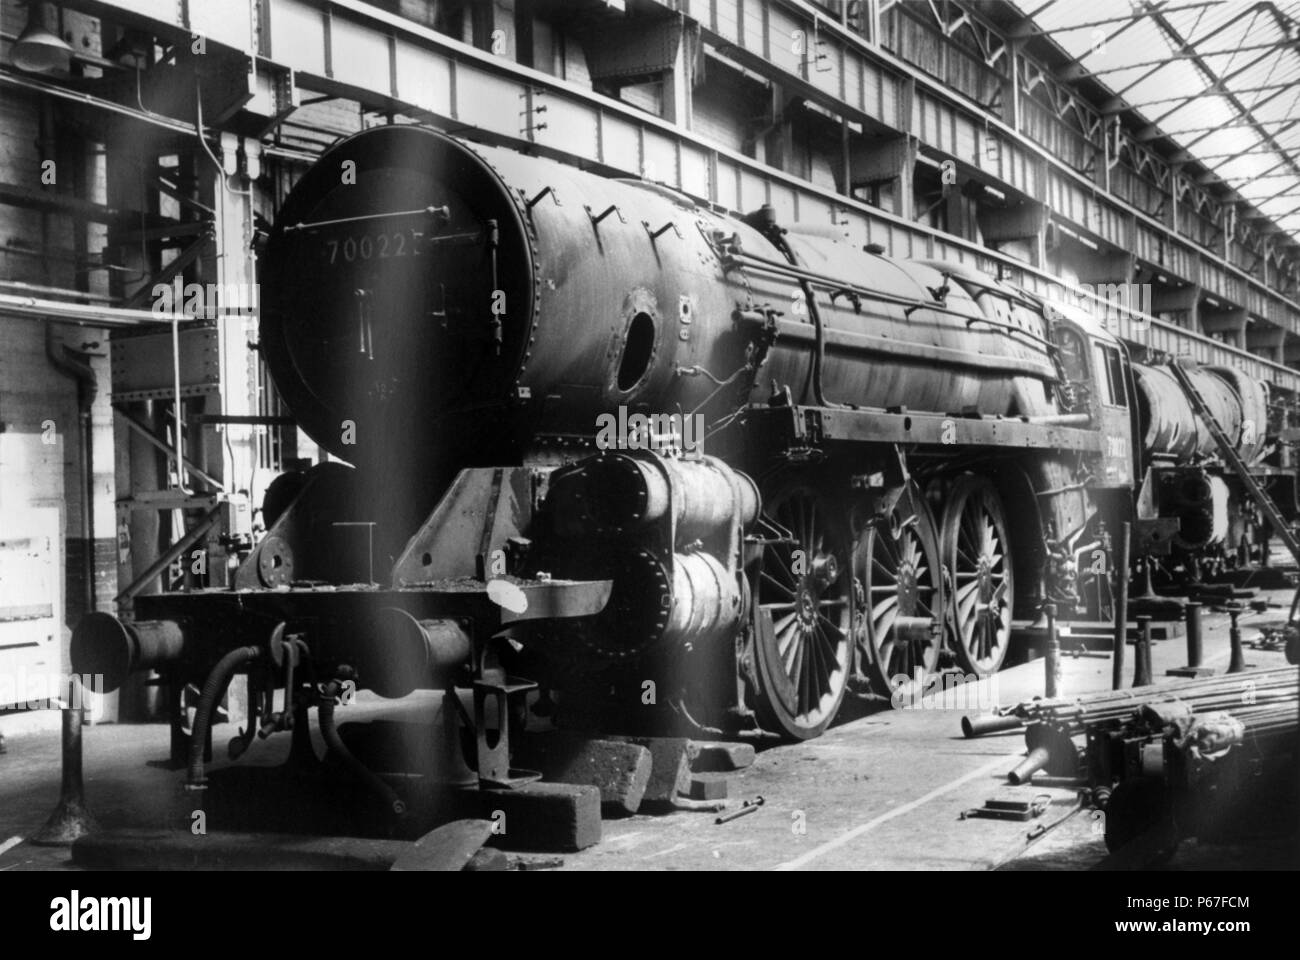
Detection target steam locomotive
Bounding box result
[73,124,1293,801]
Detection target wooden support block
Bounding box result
[514,735,652,815]
[686,776,728,801]
[689,741,756,773]
[609,736,693,806]
[477,782,601,853]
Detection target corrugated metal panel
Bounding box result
[271,0,327,76]
[681,143,712,199]
[602,113,641,173]
[393,39,454,115]
[542,98,600,160]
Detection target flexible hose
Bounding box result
[187,646,262,789]
[768,229,837,408]
[318,698,407,817]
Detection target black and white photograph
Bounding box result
[0,0,1296,918]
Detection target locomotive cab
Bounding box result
[1049,305,1135,487]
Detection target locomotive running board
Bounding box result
[737,403,1103,452]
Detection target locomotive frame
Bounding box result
[71,125,1297,814]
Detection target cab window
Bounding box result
[1092,343,1127,407]
[1056,328,1088,380]
[1105,347,1127,407]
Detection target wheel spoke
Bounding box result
[809,622,829,699]
[872,556,898,581]
[878,531,898,566]
[777,615,800,656]
[797,626,813,715]
[752,486,860,736]
[782,628,801,676]
[817,612,844,644]
[872,594,899,620]
[761,571,795,599]
[942,481,1013,677]
[772,553,798,586]
[877,606,898,644]
[958,588,980,624]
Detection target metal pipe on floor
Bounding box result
[1111,522,1130,690]
[1007,746,1051,785]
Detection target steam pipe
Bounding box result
[318,692,406,817]
[187,646,262,792]
[770,226,837,409]
[32,98,101,848]
[45,324,97,618]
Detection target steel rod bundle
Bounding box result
[1102,696,1299,858]
[1179,703,1297,751]
[962,667,1299,785]
[963,666,1298,738]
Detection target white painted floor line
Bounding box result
[774,749,1024,871]
[0,836,23,857]
[642,842,691,860]
[775,651,1284,871]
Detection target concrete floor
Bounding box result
[1,590,1296,871]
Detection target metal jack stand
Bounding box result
[1167,601,1215,678]
[1132,555,1160,604]
[468,641,541,788]
[30,707,99,845]
[1222,602,1253,674]
[1132,616,1153,687]
[1043,602,1061,699]
[1111,521,1130,690]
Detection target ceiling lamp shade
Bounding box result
[10,4,73,74]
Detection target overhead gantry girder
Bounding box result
[39,0,1300,387]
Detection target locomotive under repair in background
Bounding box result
[73,124,1296,806]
